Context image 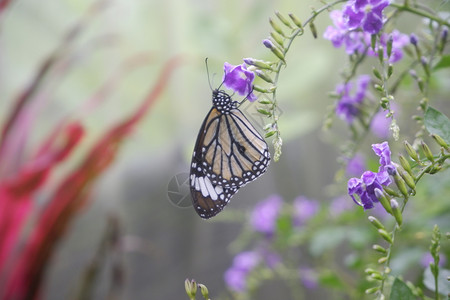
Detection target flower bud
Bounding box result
[378,256,388,264]
[383,186,400,198]
[185,279,197,299]
[371,272,384,280]
[421,56,430,77]
[309,21,317,39]
[420,141,434,162]
[253,85,276,93]
[373,67,382,80]
[409,33,418,46]
[255,70,274,83]
[270,31,285,47]
[386,35,393,58]
[378,229,393,244]
[372,244,387,254]
[400,170,416,190]
[368,215,385,230]
[263,39,275,49]
[439,28,448,53]
[378,46,384,64]
[387,64,393,78]
[404,141,420,162]
[269,18,285,37]
[390,199,402,226]
[265,130,276,138]
[430,133,449,150]
[257,108,272,116]
[288,13,303,29]
[275,11,293,29]
[365,286,380,294]
[198,284,210,300]
[243,58,273,70]
[371,34,377,51]
[374,188,393,214]
[394,173,409,197]
[262,39,285,62]
[398,155,412,175]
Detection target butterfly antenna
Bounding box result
[238,86,255,106]
[205,58,214,91]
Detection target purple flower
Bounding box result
[223,62,257,101]
[292,196,319,226]
[224,251,261,292]
[366,30,409,63]
[343,0,390,34]
[299,267,318,289]
[421,252,447,268]
[329,195,354,217]
[348,142,396,209]
[335,74,371,123]
[346,153,366,176]
[324,10,367,54]
[250,195,282,236]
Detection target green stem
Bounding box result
[390,2,450,27]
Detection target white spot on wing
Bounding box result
[204,177,218,200]
[198,177,208,197]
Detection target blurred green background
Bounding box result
[2,0,445,299]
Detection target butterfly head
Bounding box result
[212,89,236,114]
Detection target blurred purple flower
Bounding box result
[224,251,260,292]
[329,195,355,217]
[335,74,371,123]
[343,0,390,34]
[421,252,447,268]
[262,250,282,269]
[371,110,391,139]
[348,142,395,209]
[293,196,319,226]
[250,195,282,236]
[324,10,367,55]
[346,153,366,176]
[223,62,257,101]
[299,267,318,289]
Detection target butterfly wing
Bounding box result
[190,107,270,219]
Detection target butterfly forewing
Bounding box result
[190,90,270,219]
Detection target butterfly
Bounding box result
[190,88,270,219]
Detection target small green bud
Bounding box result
[398,155,412,175]
[374,84,384,92]
[257,108,272,116]
[390,199,403,226]
[387,64,393,78]
[255,70,274,84]
[269,18,285,37]
[373,67,382,80]
[365,268,377,275]
[404,141,420,162]
[431,134,449,150]
[185,279,197,299]
[365,286,380,294]
[400,170,416,190]
[417,78,425,93]
[378,256,388,264]
[386,35,393,58]
[270,31,285,47]
[198,284,210,300]
[378,46,384,63]
[372,244,387,254]
[371,272,384,280]
[378,229,393,244]
[371,34,377,51]
[383,186,401,198]
[394,172,409,197]
[380,97,389,109]
[421,56,430,77]
[258,99,272,105]
[374,188,393,214]
[420,141,434,162]
[265,130,276,138]
[429,165,442,174]
[288,13,303,29]
[243,58,273,70]
[275,11,293,29]
[253,85,275,93]
[368,215,385,230]
[309,21,317,39]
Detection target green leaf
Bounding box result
[390,278,415,300]
[424,107,450,144]
[423,267,450,296]
[433,55,450,70]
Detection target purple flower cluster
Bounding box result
[348,142,396,209]
[346,153,366,176]
[335,74,371,123]
[223,62,257,101]
[324,5,409,63]
[250,195,282,236]
[344,0,390,34]
[224,251,260,292]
